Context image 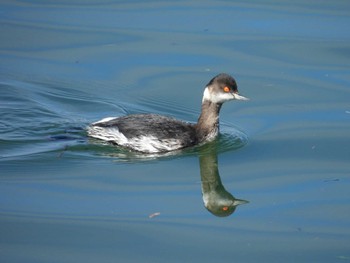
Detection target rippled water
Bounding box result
[1,1,350,263]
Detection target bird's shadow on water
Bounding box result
[83,131,250,217]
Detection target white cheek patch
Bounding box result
[202,87,211,102]
[202,87,234,104]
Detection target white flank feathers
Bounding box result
[88,122,183,153]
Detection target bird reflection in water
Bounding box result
[198,142,248,217]
[88,136,249,217]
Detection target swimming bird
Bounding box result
[88,73,248,153]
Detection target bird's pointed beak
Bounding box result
[233,92,249,101]
[232,199,249,206]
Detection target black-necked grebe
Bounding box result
[88,73,248,153]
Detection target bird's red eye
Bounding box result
[222,206,229,211]
[223,86,230,93]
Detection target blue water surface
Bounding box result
[1,1,350,262]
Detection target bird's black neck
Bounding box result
[195,100,222,142]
